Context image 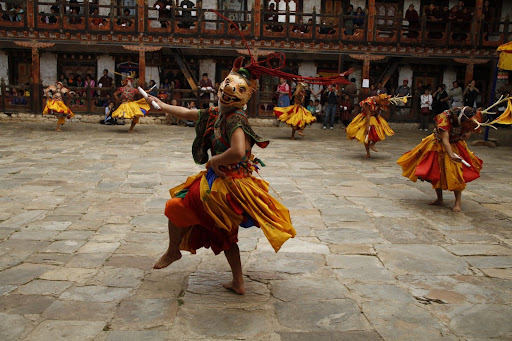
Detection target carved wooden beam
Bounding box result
[348,54,386,62]
[453,58,490,65]
[14,41,55,49]
[235,48,275,57]
[122,45,162,52]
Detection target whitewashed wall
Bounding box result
[298,61,316,78]
[145,66,160,87]
[443,67,457,88]
[349,64,362,89]
[0,51,8,84]
[97,55,115,82]
[41,53,58,86]
[398,65,413,86]
[199,58,216,83]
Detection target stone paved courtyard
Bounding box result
[0,121,511,341]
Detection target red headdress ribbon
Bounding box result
[210,10,352,85]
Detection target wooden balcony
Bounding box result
[0,0,509,58]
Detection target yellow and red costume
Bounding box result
[346,95,394,143]
[165,107,296,254]
[397,108,483,191]
[112,85,150,123]
[42,83,75,125]
[273,83,316,130]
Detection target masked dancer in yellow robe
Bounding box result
[42,81,75,132]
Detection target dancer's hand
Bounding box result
[210,155,226,178]
[449,153,462,163]
[146,95,164,110]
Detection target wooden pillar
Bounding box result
[139,49,146,88]
[362,58,370,96]
[137,0,145,33]
[366,0,376,42]
[254,0,261,38]
[27,0,35,29]
[464,63,474,86]
[31,47,40,113]
[474,0,484,46]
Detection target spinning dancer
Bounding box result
[148,57,296,294]
[42,81,75,132]
[397,97,511,212]
[112,72,150,133]
[346,94,400,158]
[273,82,317,139]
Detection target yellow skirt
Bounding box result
[112,99,150,119]
[273,104,317,130]
[397,134,483,191]
[166,168,296,254]
[346,113,394,143]
[43,99,74,117]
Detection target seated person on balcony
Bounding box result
[292,17,308,34]
[353,7,365,27]
[116,8,133,26]
[41,6,58,24]
[405,4,419,38]
[68,7,82,25]
[91,7,103,25]
[68,0,80,14]
[264,3,282,32]
[425,4,441,39]
[154,0,173,28]
[89,0,99,14]
[319,20,336,34]
[75,74,84,87]
[11,90,27,105]
[7,5,24,22]
[178,0,194,29]
[344,5,355,35]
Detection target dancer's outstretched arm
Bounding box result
[146,95,199,121]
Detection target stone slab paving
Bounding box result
[0,121,511,340]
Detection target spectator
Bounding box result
[103,101,116,125]
[41,6,58,24]
[265,3,282,32]
[344,78,358,98]
[98,69,113,89]
[310,77,323,102]
[319,20,336,34]
[116,8,133,26]
[148,80,158,96]
[178,0,194,29]
[58,73,67,85]
[314,99,323,121]
[68,0,80,15]
[419,88,432,131]
[483,0,495,35]
[89,0,99,14]
[199,73,213,106]
[185,100,197,127]
[91,7,102,25]
[166,99,179,125]
[75,74,84,87]
[376,81,387,95]
[369,84,377,96]
[306,100,316,116]
[1,5,9,21]
[397,79,410,96]
[449,81,463,107]
[432,84,449,114]
[323,85,338,130]
[354,7,365,27]
[154,0,173,28]
[276,78,290,107]
[405,4,419,38]
[425,3,441,39]
[463,80,479,108]
[67,73,76,87]
[10,5,24,22]
[344,5,354,35]
[84,74,95,97]
[12,90,27,105]
[68,7,82,25]
[340,93,353,127]
[437,5,450,33]
[292,17,308,34]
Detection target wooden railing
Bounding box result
[1,0,510,49]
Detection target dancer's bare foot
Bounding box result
[370,145,378,152]
[297,130,304,136]
[55,128,63,132]
[128,129,136,133]
[153,250,182,269]
[452,204,461,212]
[429,199,443,206]
[364,154,371,159]
[223,281,245,295]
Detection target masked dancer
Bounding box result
[112,72,151,133]
[273,82,317,139]
[43,81,75,132]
